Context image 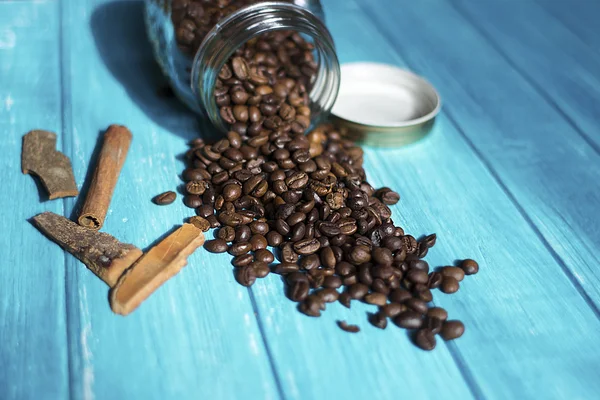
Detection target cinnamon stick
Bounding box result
[78,125,132,230]
[32,211,143,286]
[110,223,205,315]
[22,130,78,199]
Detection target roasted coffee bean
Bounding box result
[288,280,310,302]
[427,307,448,322]
[285,171,309,189]
[204,239,228,253]
[414,288,433,302]
[394,311,423,329]
[253,261,271,278]
[207,215,220,229]
[338,291,352,308]
[409,259,429,272]
[294,238,321,255]
[371,278,390,295]
[347,245,371,264]
[249,234,268,251]
[235,265,256,287]
[364,292,387,306]
[389,289,412,304]
[405,298,428,314]
[372,265,394,280]
[218,212,244,227]
[255,249,274,264]
[440,320,465,341]
[402,235,418,253]
[235,225,252,242]
[228,242,252,256]
[320,247,336,269]
[266,231,283,247]
[273,262,299,275]
[281,242,299,263]
[347,283,369,299]
[299,254,320,270]
[372,247,393,266]
[188,216,210,232]
[300,295,324,317]
[317,288,339,303]
[368,312,388,329]
[406,269,429,284]
[232,254,254,268]
[337,320,360,333]
[424,316,443,335]
[335,261,354,276]
[461,259,479,275]
[286,212,306,226]
[441,266,465,282]
[318,221,340,237]
[376,187,400,205]
[428,272,443,289]
[222,183,242,201]
[414,329,436,351]
[323,275,342,289]
[153,191,177,205]
[440,277,460,294]
[184,194,203,209]
[380,303,405,318]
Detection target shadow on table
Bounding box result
[90,0,203,142]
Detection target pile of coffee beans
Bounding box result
[173,0,479,351]
[182,121,478,350]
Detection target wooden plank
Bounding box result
[59,1,280,399]
[453,0,600,151]
[0,2,69,400]
[536,0,600,53]
[248,0,600,398]
[360,0,600,308]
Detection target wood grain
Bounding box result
[59,1,279,399]
[0,2,69,399]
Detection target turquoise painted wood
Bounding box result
[1,0,600,399]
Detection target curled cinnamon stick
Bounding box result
[78,125,132,230]
[110,223,205,315]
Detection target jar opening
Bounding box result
[191,1,340,133]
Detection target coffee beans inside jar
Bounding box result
[174,0,478,351]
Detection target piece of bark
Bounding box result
[22,130,78,199]
[110,223,205,315]
[78,125,132,230]
[32,211,142,287]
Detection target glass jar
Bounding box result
[145,0,340,133]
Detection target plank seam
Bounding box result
[247,288,287,400]
[443,110,600,321]
[58,0,74,399]
[532,0,600,55]
[450,0,600,157]
[353,3,486,398]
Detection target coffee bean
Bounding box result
[337,320,360,333]
[414,288,433,302]
[288,280,310,302]
[364,292,387,306]
[293,238,321,255]
[380,303,405,318]
[255,249,274,264]
[231,56,249,80]
[348,283,369,299]
[402,235,418,254]
[232,254,254,268]
[299,295,323,317]
[461,259,479,275]
[320,247,336,269]
[414,329,436,351]
[372,247,393,266]
[235,225,252,242]
[205,239,228,253]
[427,272,443,289]
[266,231,283,247]
[440,320,465,340]
[217,226,236,242]
[405,298,428,314]
[253,261,271,278]
[188,216,210,232]
[273,262,299,275]
[317,288,339,303]
[441,266,465,282]
[427,307,448,322]
[424,316,443,334]
[235,265,256,287]
[348,245,371,264]
[394,311,423,329]
[409,259,429,272]
[153,191,177,205]
[388,289,411,304]
[338,291,352,308]
[249,234,268,251]
[323,275,342,289]
[406,269,429,284]
[440,276,460,294]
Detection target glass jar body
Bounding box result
[145,0,340,132]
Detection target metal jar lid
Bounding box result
[330,62,441,147]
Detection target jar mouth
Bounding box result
[191,1,340,133]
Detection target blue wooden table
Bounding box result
[2,0,600,399]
